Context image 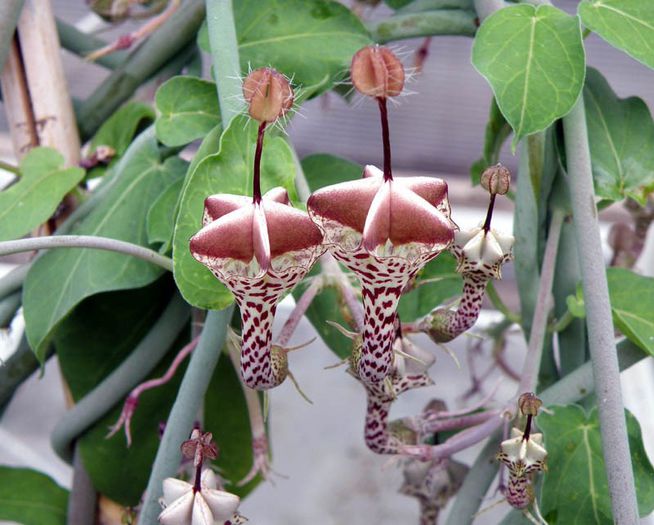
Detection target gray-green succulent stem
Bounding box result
[0,291,20,327]
[0,335,50,409]
[0,264,28,301]
[563,97,639,522]
[138,307,234,525]
[444,339,646,525]
[368,9,477,43]
[51,294,190,462]
[0,235,173,272]
[518,209,564,393]
[55,18,126,69]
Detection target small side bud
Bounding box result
[351,46,405,98]
[243,67,294,123]
[480,163,511,195]
[518,392,542,417]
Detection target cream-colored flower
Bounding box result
[158,469,243,525]
[452,226,514,279]
[497,427,547,477]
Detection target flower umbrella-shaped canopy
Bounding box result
[190,188,324,389]
[308,165,456,385]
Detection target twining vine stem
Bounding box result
[0,235,174,272]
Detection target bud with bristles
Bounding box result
[480,163,511,195]
[351,46,405,98]
[243,67,294,123]
[518,392,542,417]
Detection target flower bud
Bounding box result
[518,392,542,417]
[243,67,294,123]
[351,46,405,98]
[480,163,511,195]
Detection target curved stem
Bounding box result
[0,159,19,175]
[485,281,520,324]
[51,294,190,462]
[138,307,234,525]
[0,264,29,300]
[0,235,173,272]
[277,277,322,347]
[55,18,126,69]
[0,291,21,327]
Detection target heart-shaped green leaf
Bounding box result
[0,467,68,525]
[0,147,84,242]
[172,117,298,310]
[579,0,654,70]
[584,67,654,204]
[23,129,186,360]
[155,76,221,147]
[472,4,585,148]
[538,405,654,523]
[147,178,185,251]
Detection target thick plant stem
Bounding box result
[563,97,639,522]
[0,335,50,409]
[205,0,242,124]
[444,339,645,525]
[473,0,505,21]
[66,447,96,525]
[51,294,190,462]
[367,9,477,43]
[0,235,173,272]
[0,264,29,299]
[0,291,20,327]
[138,307,233,525]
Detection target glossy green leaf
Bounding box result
[472,4,585,148]
[397,253,462,321]
[87,102,155,179]
[0,467,68,525]
[155,76,221,147]
[579,0,654,70]
[147,178,185,251]
[301,153,362,191]
[172,117,298,310]
[470,97,512,185]
[54,279,185,506]
[584,67,654,204]
[539,405,654,523]
[205,353,260,497]
[199,0,370,92]
[607,267,654,355]
[23,130,185,360]
[0,147,84,242]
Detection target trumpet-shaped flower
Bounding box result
[190,187,324,389]
[308,165,455,385]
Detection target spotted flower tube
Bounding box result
[419,164,514,343]
[190,68,324,390]
[308,46,456,385]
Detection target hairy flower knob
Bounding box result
[351,46,405,98]
[480,163,511,195]
[243,67,294,123]
[518,392,542,417]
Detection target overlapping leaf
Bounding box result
[584,67,654,204]
[470,97,512,185]
[23,130,186,360]
[579,0,654,70]
[472,4,585,148]
[0,148,84,242]
[172,117,298,310]
[539,405,654,523]
[607,267,654,355]
[0,467,68,525]
[155,76,221,147]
